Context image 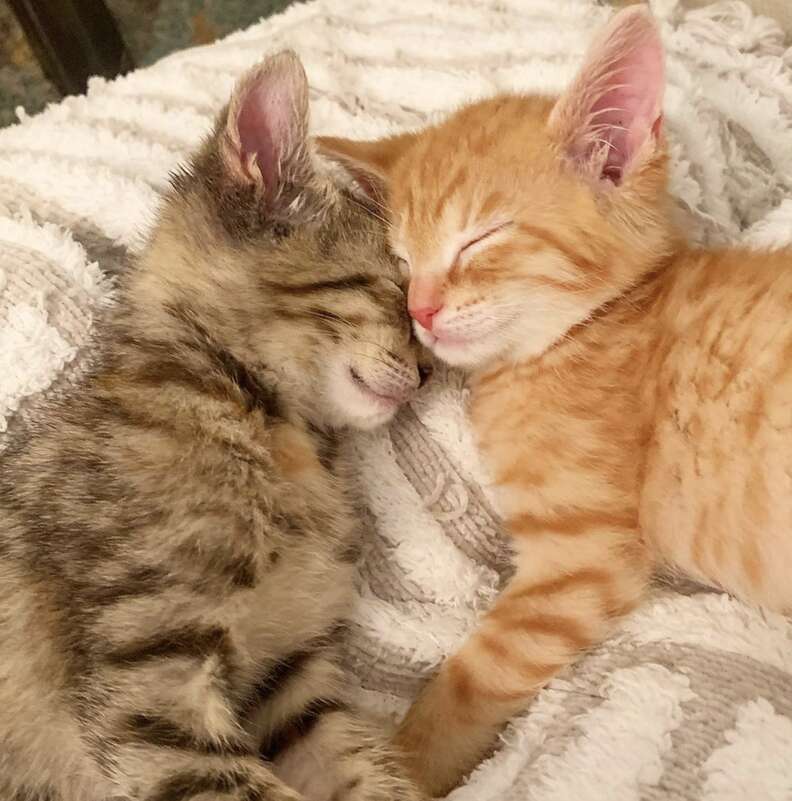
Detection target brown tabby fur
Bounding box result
[0,53,426,801]
[319,8,792,795]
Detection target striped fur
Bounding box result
[0,53,424,801]
[319,8,792,796]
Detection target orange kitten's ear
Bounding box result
[316,133,416,206]
[221,51,310,194]
[548,6,665,186]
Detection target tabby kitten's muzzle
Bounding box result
[348,358,421,406]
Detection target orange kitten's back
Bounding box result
[641,246,792,610]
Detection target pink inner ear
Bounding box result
[556,7,665,184]
[226,53,308,192]
[236,81,294,189]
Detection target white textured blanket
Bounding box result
[1,1,792,799]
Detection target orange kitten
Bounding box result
[320,6,792,796]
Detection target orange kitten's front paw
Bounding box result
[393,724,455,798]
[393,670,498,797]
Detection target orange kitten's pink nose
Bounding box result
[408,278,443,331]
[410,304,442,331]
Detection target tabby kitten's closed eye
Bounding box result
[320,7,792,795]
[0,52,425,801]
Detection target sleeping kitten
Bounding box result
[319,7,792,795]
[0,52,425,801]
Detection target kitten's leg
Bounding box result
[394,517,650,796]
[94,703,303,801]
[83,619,306,801]
[259,651,424,801]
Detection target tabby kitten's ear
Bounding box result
[548,6,665,186]
[316,132,417,209]
[220,50,310,199]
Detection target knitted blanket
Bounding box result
[1,1,791,798]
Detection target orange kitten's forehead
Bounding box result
[388,95,559,257]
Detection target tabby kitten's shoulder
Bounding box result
[0,52,424,801]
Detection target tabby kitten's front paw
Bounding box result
[273,710,426,801]
[334,767,426,801]
[289,751,424,801]
[279,752,424,801]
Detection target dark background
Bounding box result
[0,0,294,127]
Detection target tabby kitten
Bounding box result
[320,7,792,795]
[0,52,425,801]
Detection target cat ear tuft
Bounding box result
[221,50,309,193]
[316,133,416,209]
[549,6,665,186]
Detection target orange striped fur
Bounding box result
[320,7,792,795]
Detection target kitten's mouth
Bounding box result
[348,367,401,408]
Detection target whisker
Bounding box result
[293,309,358,329]
[588,105,626,118]
[349,351,404,370]
[347,192,390,226]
